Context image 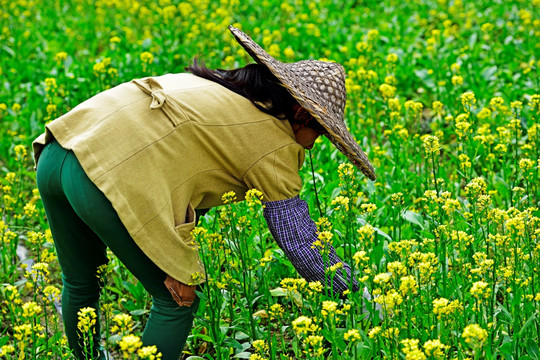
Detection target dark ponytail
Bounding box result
[185,59,298,121]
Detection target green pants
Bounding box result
[36,139,199,360]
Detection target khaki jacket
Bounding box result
[33,73,305,285]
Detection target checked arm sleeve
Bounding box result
[263,196,359,295]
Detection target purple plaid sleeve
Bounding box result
[263,196,359,295]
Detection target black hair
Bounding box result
[185,59,298,122]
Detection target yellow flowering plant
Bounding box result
[1,0,540,358]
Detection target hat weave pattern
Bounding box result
[229,25,376,180]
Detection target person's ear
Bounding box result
[294,107,311,123]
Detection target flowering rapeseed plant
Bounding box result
[1,0,539,358]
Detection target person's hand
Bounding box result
[164,275,196,307]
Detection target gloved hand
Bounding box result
[164,275,196,307]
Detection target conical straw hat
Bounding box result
[229,25,376,180]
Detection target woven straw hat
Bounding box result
[229,25,376,181]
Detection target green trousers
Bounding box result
[36,139,199,360]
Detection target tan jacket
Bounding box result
[33,73,305,285]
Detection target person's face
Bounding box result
[291,106,325,149]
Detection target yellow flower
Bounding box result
[280,278,307,293]
[404,100,423,118]
[481,23,494,32]
[315,217,332,231]
[452,75,464,86]
[283,47,295,59]
[510,100,523,111]
[470,281,491,300]
[455,120,472,138]
[388,97,401,112]
[140,51,154,64]
[399,275,418,295]
[23,202,38,217]
[14,144,27,160]
[44,77,57,93]
[25,262,50,284]
[43,285,61,303]
[519,158,535,174]
[391,192,404,206]
[344,329,361,342]
[137,345,162,360]
[374,289,403,312]
[221,191,237,204]
[382,327,400,339]
[14,324,33,340]
[432,298,462,319]
[252,339,268,353]
[353,250,369,266]
[379,83,396,98]
[111,313,133,333]
[477,107,492,120]
[374,272,392,284]
[490,96,505,109]
[327,262,344,273]
[386,53,398,63]
[55,51,68,63]
[401,339,426,360]
[119,334,143,355]
[423,135,441,155]
[360,203,377,213]
[269,303,284,319]
[305,334,325,355]
[423,339,449,358]
[432,100,444,115]
[246,188,264,207]
[1,345,15,356]
[249,355,266,360]
[77,307,97,333]
[22,301,42,318]
[388,239,418,256]
[461,91,476,110]
[462,324,488,347]
[367,29,379,41]
[317,230,333,244]
[292,316,319,335]
[368,326,381,338]
[331,195,350,211]
[528,94,540,110]
[321,300,338,317]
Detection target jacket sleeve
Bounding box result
[243,143,305,202]
[263,196,359,295]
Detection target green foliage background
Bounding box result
[1,0,539,359]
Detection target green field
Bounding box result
[1,0,539,359]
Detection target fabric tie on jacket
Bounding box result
[150,90,167,109]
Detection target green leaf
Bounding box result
[233,352,252,359]
[0,336,9,346]
[526,339,540,360]
[481,65,498,81]
[1,45,14,57]
[130,309,149,316]
[401,210,425,230]
[497,341,514,360]
[223,337,243,349]
[469,32,478,49]
[234,332,250,341]
[519,313,538,336]
[191,333,213,343]
[269,287,287,297]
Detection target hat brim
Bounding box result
[229,25,376,181]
